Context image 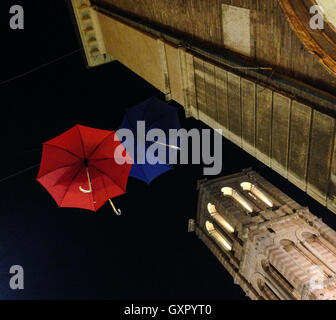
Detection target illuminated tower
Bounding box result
[189,169,336,300]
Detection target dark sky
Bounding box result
[0,0,336,300]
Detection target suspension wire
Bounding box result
[0,164,40,184]
[0,48,83,87]
[0,48,86,182]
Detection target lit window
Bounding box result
[280,239,295,252]
[221,187,253,213]
[205,221,215,233]
[240,182,273,207]
[207,203,217,215]
[205,221,232,251]
[207,203,234,233]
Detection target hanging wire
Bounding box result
[0,164,40,184]
[0,48,83,87]
[0,47,86,183]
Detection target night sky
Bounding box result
[1,0,336,300]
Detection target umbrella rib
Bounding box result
[139,163,150,183]
[91,156,132,164]
[140,163,172,184]
[44,143,82,160]
[87,132,115,159]
[123,110,178,148]
[126,109,174,135]
[146,110,179,131]
[89,169,96,211]
[100,172,110,200]
[90,163,125,193]
[37,162,80,180]
[99,173,122,214]
[59,166,83,207]
[76,125,87,159]
[125,113,138,133]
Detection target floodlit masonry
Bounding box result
[189,169,336,300]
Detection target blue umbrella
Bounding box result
[119,96,181,184]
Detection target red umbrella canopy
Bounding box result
[37,125,133,212]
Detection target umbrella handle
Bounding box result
[109,199,122,216]
[152,140,181,150]
[79,167,92,194]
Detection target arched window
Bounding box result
[302,232,317,241]
[205,221,232,251]
[240,182,273,208]
[261,260,295,294]
[257,278,280,300]
[280,239,295,252]
[221,187,253,213]
[207,203,234,233]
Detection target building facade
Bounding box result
[189,169,336,300]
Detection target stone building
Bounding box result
[188,169,336,300]
[70,0,336,214]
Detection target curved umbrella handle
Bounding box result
[79,167,92,193]
[152,140,181,150]
[109,199,122,216]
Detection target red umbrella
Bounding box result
[37,125,133,213]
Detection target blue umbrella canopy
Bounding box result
[119,96,181,184]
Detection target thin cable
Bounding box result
[0,48,83,87]
[0,164,40,184]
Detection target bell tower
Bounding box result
[189,169,336,300]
